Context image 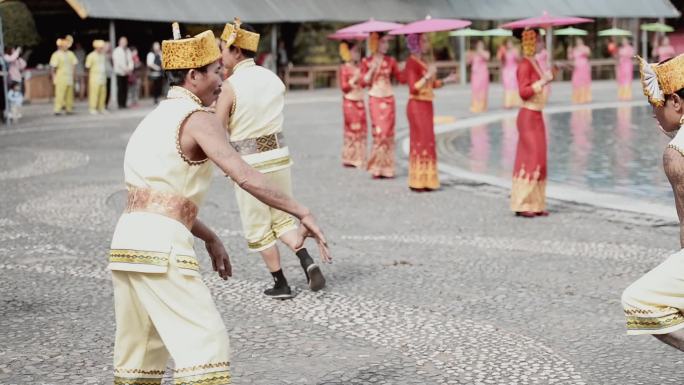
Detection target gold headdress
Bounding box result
[221,17,260,52]
[638,54,684,107]
[339,42,351,62]
[521,29,537,58]
[368,32,380,54]
[161,28,221,70]
[92,39,105,49]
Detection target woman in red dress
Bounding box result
[362,32,403,178]
[404,33,457,191]
[338,41,367,168]
[510,28,554,217]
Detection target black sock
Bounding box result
[296,248,314,267]
[270,269,288,288]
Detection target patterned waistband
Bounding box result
[125,187,198,230]
[231,133,286,156]
[522,101,545,111]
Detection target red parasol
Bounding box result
[389,16,471,35]
[336,18,404,34]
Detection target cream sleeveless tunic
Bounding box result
[108,87,214,276]
[228,59,292,172]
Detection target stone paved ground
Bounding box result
[1,80,682,385]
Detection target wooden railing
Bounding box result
[284,58,628,90]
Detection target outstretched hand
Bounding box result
[205,236,232,280]
[295,213,332,264]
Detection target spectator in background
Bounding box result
[50,35,78,115]
[146,42,163,104]
[128,46,141,108]
[277,40,289,80]
[85,39,108,114]
[73,41,86,100]
[653,35,676,62]
[7,81,23,123]
[4,47,27,92]
[112,36,133,109]
[104,42,113,108]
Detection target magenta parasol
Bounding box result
[336,18,404,34]
[389,16,471,35]
[328,31,369,41]
[501,11,593,29]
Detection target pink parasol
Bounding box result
[327,31,369,41]
[501,11,593,29]
[389,16,471,35]
[336,18,404,34]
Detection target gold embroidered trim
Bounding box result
[125,186,198,230]
[173,370,231,385]
[109,249,169,266]
[176,254,200,271]
[626,313,684,330]
[251,156,292,171]
[176,108,209,167]
[510,165,546,213]
[115,368,166,375]
[667,143,684,157]
[168,86,204,106]
[174,361,230,374]
[229,82,237,121]
[248,232,277,250]
[272,217,297,238]
[114,377,162,385]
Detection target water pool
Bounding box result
[439,106,674,204]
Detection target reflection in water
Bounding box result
[570,109,593,179]
[443,106,673,203]
[469,124,490,173]
[615,107,632,180]
[501,117,517,170]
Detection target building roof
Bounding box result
[64,0,680,23]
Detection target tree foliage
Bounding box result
[0,0,40,48]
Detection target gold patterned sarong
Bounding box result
[622,250,684,335]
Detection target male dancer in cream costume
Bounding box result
[108,25,330,385]
[216,19,330,299]
[622,53,684,351]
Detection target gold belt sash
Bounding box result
[231,133,286,156]
[125,187,198,230]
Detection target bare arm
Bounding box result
[184,111,331,260]
[663,147,684,247]
[214,80,235,132]
[192,218,231,279]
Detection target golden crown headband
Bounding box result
[161,24,221,70]
[221,17,260,52]
[369,32,380,54]
[638,54,684,108]
[339,42,351,62]
[521,29,537,58]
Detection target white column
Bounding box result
[109,20,117,109]
[546,27,553,68]
[0,15,9,126]
[459,35,466,86]
[270,24,278,73]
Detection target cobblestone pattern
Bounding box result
[1,81,682,385]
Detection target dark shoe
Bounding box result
[305,263,326,292]
[263,284,295,300]
[515,211,536,218]
[536,211,550,217]
[300,254,326,291]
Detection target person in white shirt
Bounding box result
[112,36,133,109]
[146,42,163,104]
